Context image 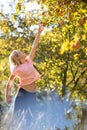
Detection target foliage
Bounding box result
[36,0,87,100]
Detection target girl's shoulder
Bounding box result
[25,55,33,64]
[11,66,18,76]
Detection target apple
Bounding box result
[40,22,47,26]
[41,11,47,16]
[48,12,52,16]
[78,18,85,26]
[72,40,81,50]
[59,20,65,26]
[55,8,60,13]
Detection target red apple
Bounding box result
[42,11,46,15]
[48,12,52,16]
[72,40,81,50]
[59,20,65,26]
[78,18,85,26]
[40,22,47,26]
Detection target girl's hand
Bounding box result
[6,95,12,104]
[38,24,44,34]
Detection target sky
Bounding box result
[0,0,15,14]
[0,0,42,31]
[0,0,49,33]
[0,0,40,14]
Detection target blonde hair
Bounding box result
[9,50,22,66]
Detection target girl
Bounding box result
[5,24,44,128]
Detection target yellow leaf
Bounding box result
[73,54,79,60]
[73,34,79,41]
[82,34,86,40]
[74,12,79,17]
[84,47,87,53]
[60,40,70,54]
[2,27,9,33]
[80,9,87,13]
[84,20,87,32]
[11,14,17,22]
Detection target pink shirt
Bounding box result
[11,56,39,88]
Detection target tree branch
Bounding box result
[69,67,87,99]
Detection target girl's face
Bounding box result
[18,51,26,63]
[19,52,26,59]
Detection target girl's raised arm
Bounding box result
[29,24,44,61]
